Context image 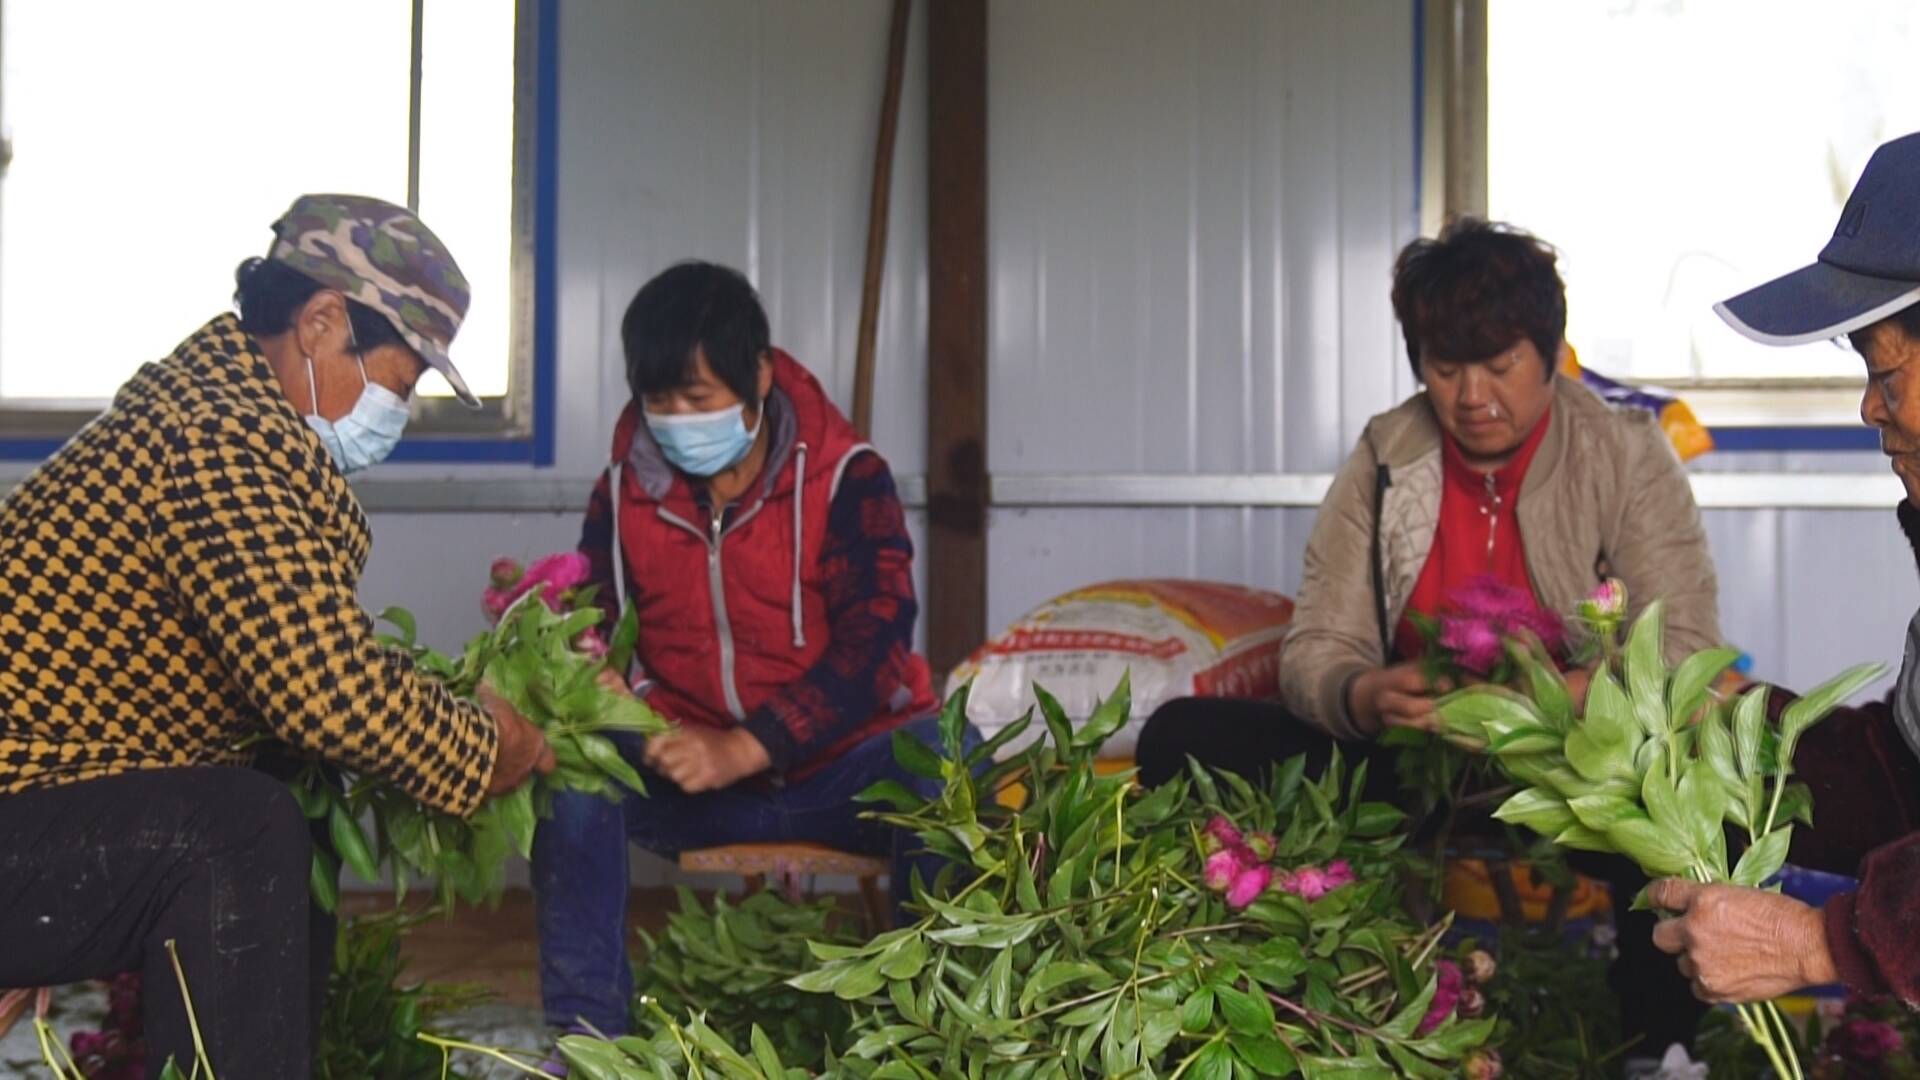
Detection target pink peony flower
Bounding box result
[482,551,593,623]
[1831,1018,1904,1062]
[1205,848,1248,891]
[1416,960,1464,1036]
[523,551,592,609]
[1440,619,1505,675]
[1274,859,1357,902]
[1225,864,1272,909]
[1204,815,1245,852]
[1437,576,1568,673]
[482,587,517,623]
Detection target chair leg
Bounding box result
[858,874,890,933]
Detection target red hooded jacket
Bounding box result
[581,350,935,782]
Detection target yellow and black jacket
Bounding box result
[0,315,496,814]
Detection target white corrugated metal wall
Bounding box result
[347,0,1917,712]
[343,0,1916,883]
[986,0,1419,629]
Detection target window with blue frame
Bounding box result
[1484,0,1920,450]
[0,0,554,465]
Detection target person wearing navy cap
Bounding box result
[1649,133,1920,1009]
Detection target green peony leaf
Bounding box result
[1780,662,1886,762]
[1073,672,1132,751]
[1214,984,1276,1038]
[1581,666,1638,747]
[1732,828,1792,888]
[1508,636,1573,732]
[1605,819,1694,876]
[1676,759,1730,875]
[1435,686,1545,744]
[1564,728,1634,784]
[1733,685,1768,783]
[1622,598,1668,737]
[1554,824,1617,854]
[1493,787,1578,837]
[1668,647,1741,725]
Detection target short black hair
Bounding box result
[621,261,770,405]
[1390,218,1566,383]
[1847,303,1920,358]
[232,257,409,356]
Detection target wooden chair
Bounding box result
[678,842,891,931]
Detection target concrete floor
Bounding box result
[0,887,729,1078]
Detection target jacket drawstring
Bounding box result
[790,443,808,648]
[609,463,628,613]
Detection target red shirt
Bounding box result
[1391,409,1554,662]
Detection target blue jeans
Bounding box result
[531,713,978,1034]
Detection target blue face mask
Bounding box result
[645,402,762,477]
[304,354,411,475]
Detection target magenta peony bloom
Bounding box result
[1436,576,1567,673]
[1225,864,1273,909]
[482,587,516,623]
[1205,848,1248,891]
[1440,618,1504,674]
[1831,1018,1904,1062]
[1272,859,1356,902]
[483,551,593,623]
[1204,815,1245,852]
[523,551,592,608]
[1416,960,1464,1035]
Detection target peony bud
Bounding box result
[1464,1048,1503,1080]
[1203,815,1245,853]
[1577,578,1628,632]
[1463,949,1497,985]
[489,557,525,590]
[1457,986,1486,1019]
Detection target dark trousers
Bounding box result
[531,713,978,1035]
[0,766,331,1079]
[1137,696,1707,1056]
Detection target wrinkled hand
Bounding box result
[643,724,770,794]
[1648,879,1837,1003]
[596,667,633,696]
[1348,662,1452,736]
[480,684,557,797]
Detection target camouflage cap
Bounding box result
[267,193,480,407]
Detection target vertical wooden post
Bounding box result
[851,0,914,438]
[926,0,989,677]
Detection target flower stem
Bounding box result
[164,940,216,1080]
[415,1034,551,1076]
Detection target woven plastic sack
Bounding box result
[948,579,1294,760]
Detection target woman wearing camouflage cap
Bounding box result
[0,194,553,1076]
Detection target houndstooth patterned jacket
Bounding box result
[0,315,496,814]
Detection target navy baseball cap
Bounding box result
[1717,132,1920,345]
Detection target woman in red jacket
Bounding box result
[1653,132,1920,1008]
[530,262,963,1043]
